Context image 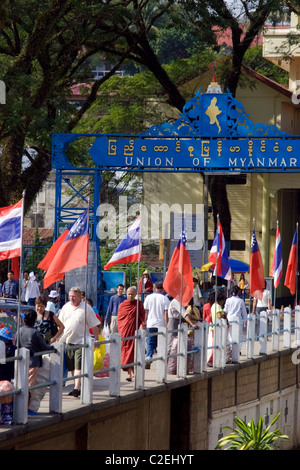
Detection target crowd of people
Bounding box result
[103,271,272,380]
[0,270,102,422]
[0,265,270,423]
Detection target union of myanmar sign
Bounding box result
[89,136,299,171]
[52,89,300,173]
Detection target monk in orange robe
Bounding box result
[117,286,146,381]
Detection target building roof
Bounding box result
[213,24,263,48]
[241,64,291,98]
[23,227,54,246]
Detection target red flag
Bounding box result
[38,230,69,271]
[284,228,298,295]
[11,257,20,280]
[42,209,89,289]
[163,224,193,307]
[250,227,265,300]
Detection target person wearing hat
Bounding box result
[46,290,60,315]
[138,270,153,299]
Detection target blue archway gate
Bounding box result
[52,88,300,309]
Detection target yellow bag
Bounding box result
[93,332,106,371]
[93,347,104,371]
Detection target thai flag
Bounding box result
[284,227,298,295]
[0,199,23,260]
[270,225,282,289]
[250,227,265,300]
[209,220,232,280]
[104,216,141,270]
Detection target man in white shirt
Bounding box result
[144,281,170,368]
[252,282,272,340]
[252,284,271,315]
[224,285,248,354]
[21,270,29,304]
[224,286,248,322]
[57,286,100,397]
[25,272,41,306]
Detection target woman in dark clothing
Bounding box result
[19,309,54,413]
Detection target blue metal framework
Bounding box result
[51,88,300,308]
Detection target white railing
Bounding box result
[1,306,300,425]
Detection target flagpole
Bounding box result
[16,191,26,352]
[136,205,142,331]
[179,213,186,326]
[15,191,26,395]
[83,202,90,345]
[81,203,90,403]
[214,214,219,306]
[273,220,278,310]
[296,222,299,307]
[251,217,255,314]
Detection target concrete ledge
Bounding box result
[0,345,299,449]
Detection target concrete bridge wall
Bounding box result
[1,348,299,450]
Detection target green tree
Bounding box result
[1,0,297,245]
[0,0,146,210]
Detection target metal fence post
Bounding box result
[14,347,29,425]
[81,336,94,405]
[230,316,241,364]
[109,333,121,397]
[284,307,291,349]
[49,342,64,414]
[202,320,208,372]
[213,320,220,368]
[157,326,167,383]
[272,309,280,351]
[0,340,5,364]
[295,306,300,347]
[177,323,188,378]
[221,319,227,368]
[214,319,226,369]
[259,310,267,355]
[193,322,202,374]
[246,313,255,359]
[134,329,146,390]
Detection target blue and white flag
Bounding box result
[0,199,23,260]
[270,224,282,289]
[104,216,141,270]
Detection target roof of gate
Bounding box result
[52,86,293,171]
[141,87,288,139]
